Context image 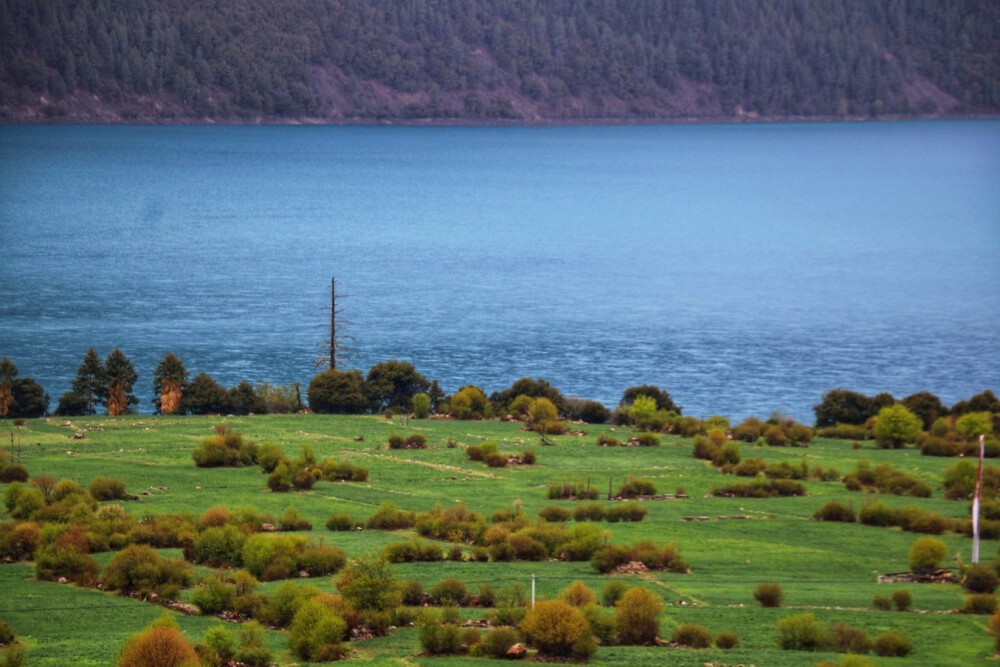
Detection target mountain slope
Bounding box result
[1,0,997,123]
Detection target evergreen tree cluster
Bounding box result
[1,0,997,122]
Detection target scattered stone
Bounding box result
[506,643,527,658]
[299,570,310,578]
[72,433,85,440]
[166,602,200,615]
[609,560,649,575]
[261,523,277,532]
[57,577,68,584]
[353,435,364,441]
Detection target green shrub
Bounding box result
[618,476,657,497]
[964,593,998,614]
[602,580,629,607]
[366,502,416,530]
[233,621,272,667]
[200,625,235,666]
[193,525,246,567]
[103,544,191,599]
[191,575,235,615]
[256,443,285,473]
[278,507,312,531]
[289,598,347,661]
[873,630,911,657]
[520,599,592,657]
[814,501,856,522]
[484,451,508,468]
[559,581,598,608]
[596,432,621,447]
[672,622,711,648]
[326,513,354,531]
[717,441,742,465]
[963,564,1000,593]
[418,613,463,655]
[591,545,630,573]
[824,622,872,654]
[0,463,29,484]
[479,627,522,658]
[297,545,347,576]
[615,587,664,644]
[573,503,605,521]
[715,631,738,649]
[635,432,660,447]
[34,543,100,584]
[754,582,783,607]
[776,612,823,651]
[908,536,948,571]
[115,616,199,667]
[872,595,892,611]
[89,476,128,501]
[892,589,912,611]
[429,579,469,606]
[857,500,896,527]
[539,506,570,522]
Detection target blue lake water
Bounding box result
[1,121,998,421]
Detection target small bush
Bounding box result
[892,589,912,612]
[873,631,911,657]
[616,587,664,645]
[672,622,711,648]
[297,545,347,576]
[596,433,621,447]
[326,513,354,531]
[573,503,605,521]
[89,476,128,501]
[602,581,629,607]
[872,595,892,611]
[539,506,570,523]
[776,612,823,651]
[116,619,198,667]
[520,599,592,657]
[289,598,347,661]
[484,451,508,468]
[963,564,1000,593]
[479,627,522,658]
[429,579,469,606]
[0,464,29,484]
[964,593,998,614]
[635,432,660,447]
[859,500,897,527]
[618,476,657,497]
[559,581,598,608]
[908,536,948,571]
[824,622,872,654]
[754,582,783,608]
[814,501,856,523]
[715,631,738,649]
[278,507,312,531]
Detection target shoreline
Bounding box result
[3,111,998,128]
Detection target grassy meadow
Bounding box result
[0,413,995,665]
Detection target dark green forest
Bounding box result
[1,0,998,122]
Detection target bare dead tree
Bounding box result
[316,276,356,370]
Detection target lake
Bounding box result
[1,121,998,421]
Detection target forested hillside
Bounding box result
[2,0,998,123]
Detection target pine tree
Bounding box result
[103,348,138,416]
[71,347,104,416]
[152,353,187,415]
[0,357,18,418]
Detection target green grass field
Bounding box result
[1,414,995,665]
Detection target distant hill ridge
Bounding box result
[1,0,998,123]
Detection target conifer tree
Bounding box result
[71,348,104,416]
[0,357,18,418]
[152,353,187,415]
[103,348,138,416]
